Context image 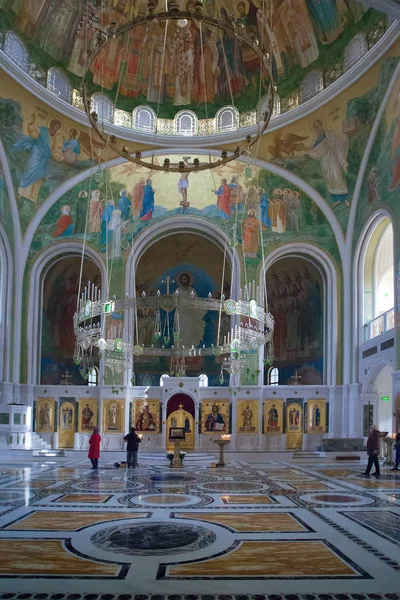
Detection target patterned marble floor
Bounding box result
[0,453,399,600]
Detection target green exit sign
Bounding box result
[381,396,390,402]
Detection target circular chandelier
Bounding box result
[81,0,274,174]
[74,277,274,378]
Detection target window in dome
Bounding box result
[90,93,114,124]
[3,32,28,71]
[132,106,156,133]
[344,33,368,71]
[299,71,324,104]
[215,107,239,132]
[47,68,72,103]
[272,94,281,117]
[175,110,198,136]
[160,373,170,387]
[199,373,208,387]
[268,367,279,386]
[88,367,99,387]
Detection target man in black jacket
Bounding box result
[124,427,142,468]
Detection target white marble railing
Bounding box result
[364,307,395,341]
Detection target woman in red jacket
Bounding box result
[88,427,101,469]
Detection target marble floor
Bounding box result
[0,452,399,600]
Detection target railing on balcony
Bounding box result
[364,307,395,341]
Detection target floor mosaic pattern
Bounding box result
[0,453,399,597]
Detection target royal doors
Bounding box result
[286,402,303,449]
[166,394,195,451]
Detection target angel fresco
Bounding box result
[269,133,308,160]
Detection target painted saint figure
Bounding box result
[241,404,254,431]
[108,404,118,429]
[100,199,114,248]
[258,188,271,229]
[117,189,131,221]
[242,209,260,258]
[74,190,88,235]
[205,404,226,432]
[132,179,145,218]
[51,205,73,238]
[82,403,94,430]
[136,403,157,431]
[308,119,350,207]
[39,403,51,430]
[108,209,122,260]
[13,114,63,202]
[89,190,102,233]
[312,405,321,429]
[139,179,155,221]
[62,128,81,165]
[267,405,279,430]
[214,179,231,219]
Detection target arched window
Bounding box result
[272,94,281,118]
[374,224,394,317]
[174,110,198,136]
[362,218,394,340]
[90,93,114,124]
[215,107,239,132]
[132,106,156,133]
[344,33,368,71]
[47,68,72,103]
[299,70,324,104]
[199,373,208,387]
[88,367,99,386]
[3,32,28,71]
[160,373,170,387]
[269,367,279,386]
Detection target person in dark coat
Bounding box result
[88,427,101,469]
[392,432,400,471]
[363,425,382,478]
[124,427,142,468]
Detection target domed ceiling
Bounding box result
[0,0,388,119]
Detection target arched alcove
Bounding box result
[266,256,324,385]
[262,243,338,386]
[133,231,232,385]
[40,256,102,385]
[363,362,394,433]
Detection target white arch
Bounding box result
[0,222,13,382]
[124,216,241,349]
[262,242,338,386]
[27,243,106,385]
[362,359,394,395]
[352,208,394,382]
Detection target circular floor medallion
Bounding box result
[202,481,265,492]
[90,521,216,556]
[149,474,198,483]
[311,494,361,503]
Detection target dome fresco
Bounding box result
[0,0,388,119]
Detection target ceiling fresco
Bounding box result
[0,0,387,118]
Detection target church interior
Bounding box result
[1,0,400,596]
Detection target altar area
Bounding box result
[10,376,346,454]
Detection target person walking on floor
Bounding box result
[124,427,141,468]
[363,424,382,478]
[392,432,400,471]
[88,427,101,469]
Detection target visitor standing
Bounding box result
[124,427,142,468]
[392,432,400,471]
[363,425,382,478]
[88,427,101,469]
